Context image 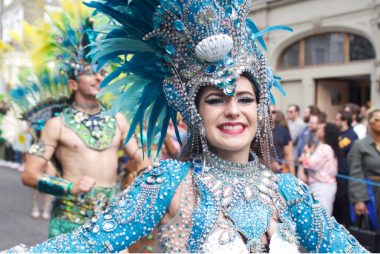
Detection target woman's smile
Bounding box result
[217,122,247,135]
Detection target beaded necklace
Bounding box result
[192,151,298,252]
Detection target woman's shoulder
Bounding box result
[135,159,191,186]
[276,173,311,203]
[317,143,335,156]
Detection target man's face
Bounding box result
[308,115,319,132]
[74,65,107,98]
[369,111,380,134]
[287,106,297,121]
[334,113,343,131]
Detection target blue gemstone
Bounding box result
[173,20,185,31]
[193,158,202,164]
[226,77,236,85]
[150,168,164,176]
[205,65,216,74]
[225,5,233,18]
[194,166,202,174]
[224,85,235,96]
[165,44,175,55]
[234,19,241,29]
[161,1,170,11]
[215,80,224,88]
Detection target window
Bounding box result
[279,42,300,69]
[305,33,344,65]
[279,32,375,69]
[349,34,375,61]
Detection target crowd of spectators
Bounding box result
[272,102,380,229]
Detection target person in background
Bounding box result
[333,111,358,227]
[303,105,321,124]
[299,123,340,216]
[349,108,380,224]
[295,112,326,159]
[286,104,306,145]
[344,103,367,139]
[271,107,295,175]
[359,105,368,127]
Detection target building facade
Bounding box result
[250,0,380,120]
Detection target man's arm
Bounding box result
[116,113,151,174]
[283,142,295,175]
[21,117,60,188]
[21,117,95,195]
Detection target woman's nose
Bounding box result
[224,98,240,117]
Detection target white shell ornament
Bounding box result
[195,34,234,62]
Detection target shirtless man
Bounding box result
[21,64,149,237]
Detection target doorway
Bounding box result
[315,75,370,121]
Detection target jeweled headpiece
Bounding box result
[87,0,291,157]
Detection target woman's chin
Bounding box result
[213,142,250,155]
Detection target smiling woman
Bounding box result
[198,76,258,163]
[6,0,367,253]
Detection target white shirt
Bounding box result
[353,123,366,139]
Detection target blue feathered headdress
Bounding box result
[85,0,292,157]
[8,68,70,132]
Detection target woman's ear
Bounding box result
[68,79,78,91]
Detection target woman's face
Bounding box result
[198,76,258,156]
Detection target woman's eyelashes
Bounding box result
[205,97,224,105]
[204,95,255,105]
[238,96,255,104]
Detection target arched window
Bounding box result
[279,33,375,69]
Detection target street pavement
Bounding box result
[0,166,49,250]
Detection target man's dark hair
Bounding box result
[288,104,300,113]
[339,110,353,127]
[308,105,320,115]
[345,103,360,118]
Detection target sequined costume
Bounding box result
[10,158,365,253]
[48,185,118,238]
[5,0,367,252]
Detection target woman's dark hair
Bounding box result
[324,122,341,158]
[274,110,288,129]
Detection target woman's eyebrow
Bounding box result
[235,91,255,96]
[204,92,224,99]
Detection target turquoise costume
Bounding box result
[13,159,365,253]
[6,0,367,252]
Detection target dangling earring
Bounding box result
[200,125,206,137]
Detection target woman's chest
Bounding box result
[157,170,298,253]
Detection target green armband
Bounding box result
[37,174,73,196]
